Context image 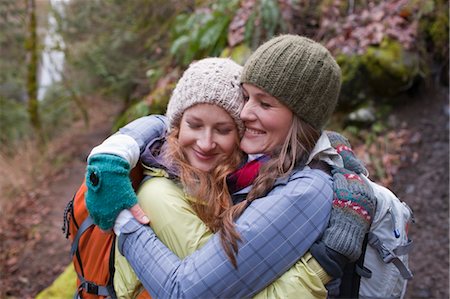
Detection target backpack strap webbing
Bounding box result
[367,232,414,280]
[106,236,118,299]
[336,233,369,298]
[70,216,94,257]
[72,216,118,299]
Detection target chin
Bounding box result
[240,144,261,155]
[193,164,213,172]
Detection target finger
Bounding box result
[130,204,150,224]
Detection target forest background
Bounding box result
[0,0,448,298]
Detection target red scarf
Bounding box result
[227,156,269,194]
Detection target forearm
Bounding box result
[88,115,168,166]
[119,170,332,298]
[85,115,169,229]
[118,115,168,153]
[310,240,349,279]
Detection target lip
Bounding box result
[244,127,265,136]
[193,149,216,161]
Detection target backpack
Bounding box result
[62,164,151,299]
[339,176,415,299]
[359,176,414,298]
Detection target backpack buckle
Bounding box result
[369,233,397,263]
[83,281,99,295]
[378,243,397,263]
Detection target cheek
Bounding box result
[218,136,238,156]
[270,111,293,136]
[177,127,194,147]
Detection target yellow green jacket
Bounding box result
[114,167,328,299]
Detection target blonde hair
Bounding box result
[220,115,321,260]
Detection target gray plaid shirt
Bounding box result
[118,168,332,298]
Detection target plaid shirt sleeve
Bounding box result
[118,169,332,299]
[118,115,168,152]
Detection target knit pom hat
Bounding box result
[166,57,244,135]
[241,34,342,130]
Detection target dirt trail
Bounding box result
[392,86,449,299]
[0,118,113,299]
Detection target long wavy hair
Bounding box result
[218,115,321,266]
[164,124,244,265]
[165,115,320,268]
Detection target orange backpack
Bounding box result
[63,164,151,299]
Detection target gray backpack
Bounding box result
[358,176,415,299]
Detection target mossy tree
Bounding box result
[25,0,44,144]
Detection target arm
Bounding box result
[311,131,376,279]
[85,115,168,230]
[118,169,332,298]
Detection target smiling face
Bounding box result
[178,103,239,172]
[239,83,294,155]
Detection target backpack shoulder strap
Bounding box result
[337,233,369,298]
[70,216,94,257]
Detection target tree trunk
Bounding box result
[25,0,44,144]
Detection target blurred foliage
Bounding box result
[0,97,29,147]
[170,0,239,66]
[112,82,176,132]
[56,0,181,101]
[0,1,28,146]
[0,0,448,148]
[0,1,26,88]
[39,83,75,138]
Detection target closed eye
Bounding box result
[260,101,272,109]
[217,128,233,135]
[187,121,202,129]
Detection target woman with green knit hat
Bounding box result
[84,35,375,298]
[113,57,327,299]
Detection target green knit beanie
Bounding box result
[241,34,342,130]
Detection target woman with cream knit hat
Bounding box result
[85,35,375,298]
[113,56,330,299]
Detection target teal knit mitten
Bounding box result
[85,153,138,230]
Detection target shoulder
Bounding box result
[138,176,185,207]
[138,175,182,197]
[253,168,333,214]
[272,168,333,196]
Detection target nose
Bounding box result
[197,130,216,152]
[240,100,256,121]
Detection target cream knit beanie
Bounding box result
[166,57,244,135]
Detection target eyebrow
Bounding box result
[241,86,272,100]
[185,115,234,126]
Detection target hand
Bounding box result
[130,203,150,224]
[325,166,376,261]
[114,209,134,236]
[326,131,367,175]
[85,153,138,230]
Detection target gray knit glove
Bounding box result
[324,167,376,261]
[323,131,377,262]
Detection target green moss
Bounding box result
[362,39,421,96]
[112,82,174,132]
[35,264,76,299]
[428,10,449,58]
[336,54,370,109]
[220,44,252,65]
